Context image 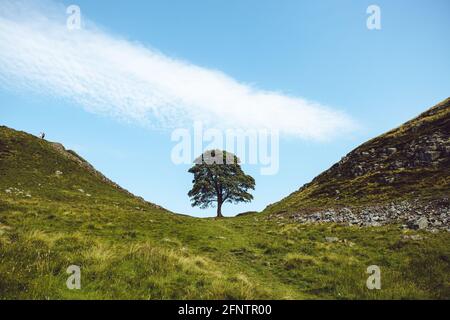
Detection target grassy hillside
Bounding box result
[1,126,449,299]
[264,98,450,215]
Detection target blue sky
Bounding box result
[1,0,449,216]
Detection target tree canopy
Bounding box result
[187,150,255,217]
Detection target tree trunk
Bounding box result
[216,199,223,218]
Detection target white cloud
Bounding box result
[0,0,356,140]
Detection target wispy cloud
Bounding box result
[0,0,356,139]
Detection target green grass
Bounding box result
[1,199,449,299]
[1,125,449,299]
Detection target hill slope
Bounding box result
[0,125,166,211]
[1,123,449,299]
[264,98,450,222]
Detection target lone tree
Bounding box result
[188,150,255,218]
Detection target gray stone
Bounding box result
[417,217,428,230]
[387,147,397,155]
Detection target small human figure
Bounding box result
[39,132,45,139]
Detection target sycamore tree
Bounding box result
[188,150,255,218]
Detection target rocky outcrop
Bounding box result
[332,131,449,180]
[269,199,450,231]
[264,98,450,229]
[296,98,449,199]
